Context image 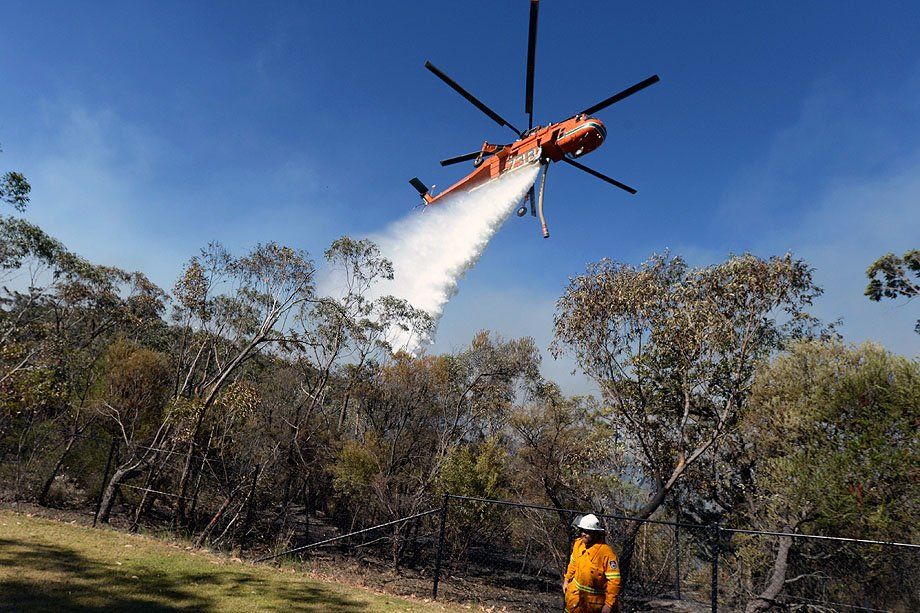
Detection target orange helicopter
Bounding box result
[409,0,659,238]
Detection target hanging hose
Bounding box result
[537,163,549,238]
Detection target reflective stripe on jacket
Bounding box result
[563,537,621,611]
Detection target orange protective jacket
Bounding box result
[563,537,621,612]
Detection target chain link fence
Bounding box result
[717,528,920,612]
[428,495,714,610]
[255,506,446,602]
[252,494,919,611]
[425,495,918,612]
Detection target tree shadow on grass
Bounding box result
[0,538,370,612]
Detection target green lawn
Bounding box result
[0,511,461,612]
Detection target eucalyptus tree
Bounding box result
[94,340,172,523]
[253,236,432,539]
[300,236,431,434]
[1,167,166,501]
[507,386,617,570]
[865,249,919,334]
[170,241,317,523]
[0,149,35,402]
[330,332,541,563]
[553,252,821,575]
[33,262,166,505]
[510,386,611,518]
[738,340,919,611]
[0,150,29,211]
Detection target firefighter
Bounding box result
[563,514,621,612]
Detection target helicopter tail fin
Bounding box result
[409,177,435,204]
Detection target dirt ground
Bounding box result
[288,554,563,611]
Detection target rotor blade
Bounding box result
[440,151,482,167]
[425,61,523,137]
[562,157,637,194]
[524,0,539,130]
[579,75,660,117]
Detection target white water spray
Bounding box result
[325,165,540,352]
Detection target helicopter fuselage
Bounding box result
[421,114,606,205]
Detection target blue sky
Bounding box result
[2,1,918,391]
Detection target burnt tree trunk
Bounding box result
[240,464,263,542]
[745,534,793,612]
[98,463,141,524]
[130,455,170,531]
[38,433,79,506]
[194,494,235,547]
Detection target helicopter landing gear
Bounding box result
[516,206,528,217]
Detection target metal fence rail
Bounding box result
[254,507,441,563]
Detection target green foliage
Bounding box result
[732,340,920,608]
[436,439,512,560]
[510,387,613,508]
[743,339,918,540]
[325,236,394,286]
[436,439,508,499]
[173,258,209,314]
[332,435,382,499]
[0,146,29,211]
[0,350,65,419]
[0,171,30,211]
[313,235,432,358]
[324,331,542,547]
[0,216,68,273]
[865,249,919,333]
[0,169,169,499]
[95,340,172,437]
[213,380,260,418]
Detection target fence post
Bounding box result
[675,523,681,599]
[432,493,450,600]
[710,521,720,612]
[93,435,118,528]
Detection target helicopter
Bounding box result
[409,0,659,238]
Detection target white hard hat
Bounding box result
[576,513,604,532]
